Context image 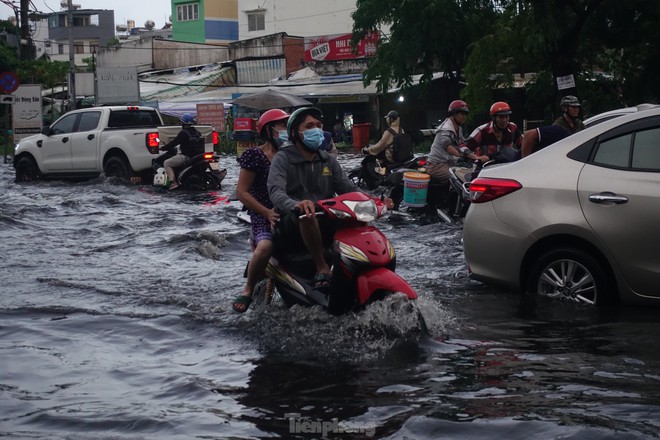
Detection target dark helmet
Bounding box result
[385,110,399,121]
[287,107,323,140]
[560,95,581,108]
[448,100,469,115]
[180,113,195,125]
[257,108,289,138]
[490,101,512,116]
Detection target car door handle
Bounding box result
[589,192,628,204]
[87,134,95,140]
[62,137,69,143]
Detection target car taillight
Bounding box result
[146,132,160,153]
[212,131,219,146]
[147,132,159,147]
[470,177,522,203]
[203,152,214,161]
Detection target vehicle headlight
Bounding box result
[344,199,378,222]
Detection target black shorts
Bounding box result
[275,210,336,252]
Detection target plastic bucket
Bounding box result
[352,123,371,150]
[403,171,431,207]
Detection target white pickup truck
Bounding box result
[13,106,218,183]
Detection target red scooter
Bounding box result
[255,192,418,315]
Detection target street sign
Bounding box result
[0,71,20,94]
[556,74,576,91]
[0,94,15,104]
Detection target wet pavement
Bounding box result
[1,154,659,439]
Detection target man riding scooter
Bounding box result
[153,113,203,190]
[426,100,486,187]
[267,107,394,289]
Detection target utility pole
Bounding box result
[67,0,76,110]
[19,0,33,60]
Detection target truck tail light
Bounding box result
[470,178,522,203]
[212,131,219,147]
[146,132,160,154]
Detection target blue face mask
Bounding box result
[277,129,289,143]
[300,128,325,151]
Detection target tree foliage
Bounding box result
[352,0,498,92]
[352,0,660,118]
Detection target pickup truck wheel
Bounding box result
[104,156,130,180]
[15,156,40,182]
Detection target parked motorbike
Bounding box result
[250,191,418,315]
[153,151,227,190]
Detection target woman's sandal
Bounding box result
[312,272,332,289]
[232,294,253,313]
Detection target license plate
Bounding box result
[210,162,219,170]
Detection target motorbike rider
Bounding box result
[232,109,288,313]
[361,110,402,168]
[267,107,393,289]
[157,113,201,190]
[465,101,522,162]
[425,100,487,185]
[553,95,585,134]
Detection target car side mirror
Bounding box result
[41,126,52,136]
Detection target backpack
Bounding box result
[387,127,414,163]
[182,129,205,157]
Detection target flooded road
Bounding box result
[1,154,659,439]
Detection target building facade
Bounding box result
[45,8,115,65]
[237,0,357,39]
[171,0,238,45]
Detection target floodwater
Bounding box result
[1,154,659,440]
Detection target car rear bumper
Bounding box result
[463,203,528,292]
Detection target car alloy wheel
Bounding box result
[527,247,613,307]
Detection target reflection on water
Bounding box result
[1,158,660,439]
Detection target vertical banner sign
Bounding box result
[12,84,43,142]
[196,103,226,132]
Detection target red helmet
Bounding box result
[448,100,469,114]
[257,109,289,137]
[490,101,512,116]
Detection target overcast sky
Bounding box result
[1,0,173,29]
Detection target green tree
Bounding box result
[352,0,660,119]
[351,0,498,93]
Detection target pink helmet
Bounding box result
[448,99,469,114]
[257,109,289,137]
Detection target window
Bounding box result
[176,3,199,21]
[248,12,265,31]
[90,43,98,54]
[77,112,101,132]
[51,114,78,135]
[594,134,632,168]
[58,44,64,55]
[108,110,160,128]
[74,44,85,54]
[632,128,660,171]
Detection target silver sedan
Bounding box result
[463,106,660,306]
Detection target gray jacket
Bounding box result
[267,144,357,213]
[427,117,465,165]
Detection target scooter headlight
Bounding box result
[343,199,378,222]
